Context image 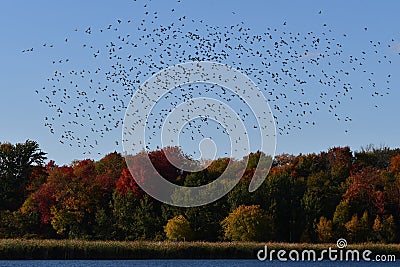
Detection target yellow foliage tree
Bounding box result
[345,211,370,242]
[317,216,333,243]
[221,205,273,241]
[164,215,193,241]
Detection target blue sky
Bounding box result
[1,0,399,165]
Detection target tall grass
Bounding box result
[0,239,399,260]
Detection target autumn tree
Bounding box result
[117,147,188,200]
[389,154,400,173]
[164,215,194,241]
[221,205,273,241]
[2,140,400,242]
[116,168,144,199]
[382,160,400,217]
[373,215,397,243]
[273,153,296,168]
[49,160,96,238]
[345,214,360,243]
[317,216,333,243]
[149,146,191,184]
[345,211,370,243]
[344,166,385,216]
[38,160,107,238]
[388,154,400,214]
[25,165,48,194]
[24,164,73,226]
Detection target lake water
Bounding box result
[0,260,397,267]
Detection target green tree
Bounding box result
[164,215,194,241]
[93,208,114,240]
[50,206,85,238]
[0,210,41,238]
[266,169,305,242]
[184,200,227,241]
[355,145,400,170]
[373,215,397,243]
[0,140,46,210]
[113,192,161,240]
[112,190,137,239]
[333,200,351,239]
[302,171,331,242]
[382,216,397,243]
[221,205,273,241]
[132,195,161,240]
[95,152,126,179]
[359,211,370,241]
[226,170,259,211]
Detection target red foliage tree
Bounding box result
[26,165,48,193]
[149,146,187,183]
[116,168,144,199]
[344,166,385,215]
[30,165,75,224]
[31,182,57,223]
[73,159,96,182]
[117,147,188,199]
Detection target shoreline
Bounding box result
[0,239,399,260]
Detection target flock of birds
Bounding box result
[123,61,276,160]
[23,0,399,157]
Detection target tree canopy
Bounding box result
[0,141,399,243]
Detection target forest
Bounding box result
[0,140,400,244]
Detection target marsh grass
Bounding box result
[0,239,398,260]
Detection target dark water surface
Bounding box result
[0,260,397,267]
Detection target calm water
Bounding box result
[0,260,397,267]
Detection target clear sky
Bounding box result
[1,0,399,165]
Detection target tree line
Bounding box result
[0,140,400,243]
